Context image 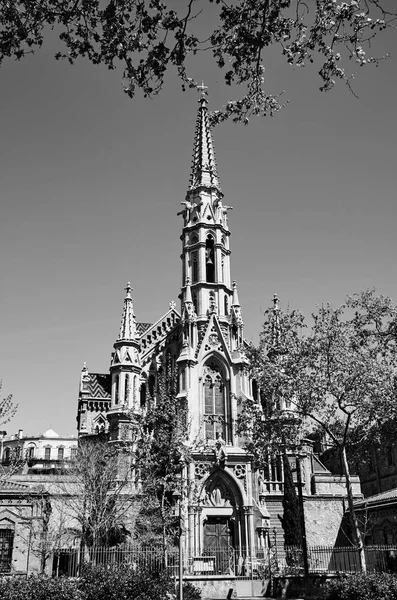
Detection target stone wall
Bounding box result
[304,497,347,546]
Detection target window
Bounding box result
[252,379,258,402]
[140,383,147,408]
[70,447,77,459]
[125,373,131,404]
[191,252,198,283]
[3,448,10,463]
[114,374,119,405]
[26,446,35,459]
[205,236,215,282]
[203,362,227,441]
[57,447,64,460]
[0,529,14,573]
[44,447,51,460]
[180,369,186,391]
[224,296,229,316]
[192,293,198,314]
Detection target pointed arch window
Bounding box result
[191,252,198,283]
[203,362,229,442]
[205,235,215,283]
[192,293,198,314]
[125,373,131,405]
[224,295,229,316]
[114,374,120,405]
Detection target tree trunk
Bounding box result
[340,445,366,572]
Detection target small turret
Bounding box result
[108,283,142,442]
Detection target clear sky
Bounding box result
[0,11,396,437]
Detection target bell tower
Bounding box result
[178,85,234,328]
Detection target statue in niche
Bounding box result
[258,470,266,495]
[214,432,227,466]
[205,484,232,507]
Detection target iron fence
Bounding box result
[51,544,397,578]
[51,546,272,579]
[279,545,397,575]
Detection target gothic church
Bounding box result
[76,91,359,560]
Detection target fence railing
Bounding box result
[51,546,272,579]
[279,545,397,575]
[51,544,397,578]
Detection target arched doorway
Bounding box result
[198,469,246,574]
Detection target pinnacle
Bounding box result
[118,282,137,341]
[189,91,221,192]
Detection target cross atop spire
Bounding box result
[197,80,208,98]
[188,86,221,193]
[118,282,137,341]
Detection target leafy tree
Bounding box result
[0,1,396,122]
[239,290,397,572]
[0,380,21,480]
[134,358,190,555]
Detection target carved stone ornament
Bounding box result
[208,333,219,347]
[234,464,246,479]
[195,462,211,479]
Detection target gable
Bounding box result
[196,315,232,365]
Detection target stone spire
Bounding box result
[232,280,241,307]
[231,281,243,327]
[271,293,281,350]
[188,84,221,192]
[118,282,136,341]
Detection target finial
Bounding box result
[169,300,176,310]
[232,280,241,306]
[118,281,136,341]
[273,293,279,310]
[125,282,133,298]
[197,80,208,97]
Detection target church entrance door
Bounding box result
[203,517,234,574]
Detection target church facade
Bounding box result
[76,92,361,565]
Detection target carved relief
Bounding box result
[204,474,236,507]
[234,464,246,479]
[195,462,212,479]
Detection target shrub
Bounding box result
[79,563,201,600]
[324,572,397,600]
[0,564,202,600]
[182,580,202,600]
[0,574,84,600]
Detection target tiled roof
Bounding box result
[355,487,397,508]
[85,373,111,399]
[136,322,152,337]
